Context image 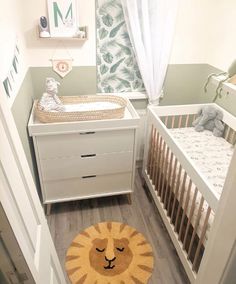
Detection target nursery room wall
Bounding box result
[0,0,37,181]
[167,0,236,114]
[164,0,236,112]
[197,0,236,116]
[9,0,97,187]
[21,0,96,97]
[2,0,236,188]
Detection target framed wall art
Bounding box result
[47,0,78,37]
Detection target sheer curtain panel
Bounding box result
[121,0,179,104]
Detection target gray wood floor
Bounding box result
[47,171,190,284]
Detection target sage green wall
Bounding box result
[131,64,216,110]
[130,64,236,116]
[11,70,38,186]
[31,66,97,99]
[162,64,211,105]
[197,65,236,116]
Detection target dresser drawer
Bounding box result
[43,172,132,202]
[40,151,133,181]
[37,129,134,159]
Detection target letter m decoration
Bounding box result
[48,0,77,37]
[53,2,72,27]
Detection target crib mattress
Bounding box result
[169,127,233,198]
[162,128,233,241]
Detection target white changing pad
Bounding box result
[64,102,120,112]
[169,127,234,198]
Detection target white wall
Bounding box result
[0,0,29,105]
[21,0,96,67]
[1,0,235,80]
[170,0,210,65]
[170,0,236,72]
[206,0,236,71]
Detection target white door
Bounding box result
[0,86,66,284]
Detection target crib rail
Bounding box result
[147,108,219,211]
[142,105,229,282]
[142,104,236,282]
[146,123,212,275]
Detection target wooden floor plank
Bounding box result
[47,171,190,284]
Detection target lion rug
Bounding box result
[65,222,154,284]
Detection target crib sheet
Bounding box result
[169,127,233,198]
[170,127,234,197]
[159,128,233,241]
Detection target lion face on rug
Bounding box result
[89,237,133,276]
[65,222,154,284]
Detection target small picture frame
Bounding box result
[47,0,78,37]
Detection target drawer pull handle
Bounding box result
[82,175,96,179]
[81,154,96,158]
[80,132,95,135]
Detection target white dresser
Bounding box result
[28,99,139,214]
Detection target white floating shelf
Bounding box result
[38,26,88,41]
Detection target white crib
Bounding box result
[142,103,236,282]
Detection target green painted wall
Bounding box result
[11,70,38,186]
[162,64,211,105]
[31,66,97,99]
[197,65,236,116]
[130,64,236,114]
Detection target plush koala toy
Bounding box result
[192,106,225,137]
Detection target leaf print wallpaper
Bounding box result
[96,0,145,93]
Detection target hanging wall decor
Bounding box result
[47,0,78,37]
[0,30,21,99]
[51,42,73,78]
[52,59,73,78]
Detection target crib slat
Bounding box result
[187,196,204,260]
[171,116,175,128]
[167,157,178,215]
[161,146,170,202]
[178,115,183,128]
[155,136,163,192]
[174,171,187,232]
[157,138,165,194]
[231,130,236,145]
[225,125,231,141]
[171,165,183,223]
[150,128,157,180]
[164,152,174,208]
[153,132,160,186]
[192,206,211,272]
[151,130,158,183]
[185,115,190,127]
[179,179,192,241]
[164,116,169,127]
[183,187,198,250]
[147,125,154,175]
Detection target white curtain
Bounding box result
[121,0,179,105]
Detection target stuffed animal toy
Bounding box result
[192,106,225,137]
[38,77,65,112]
